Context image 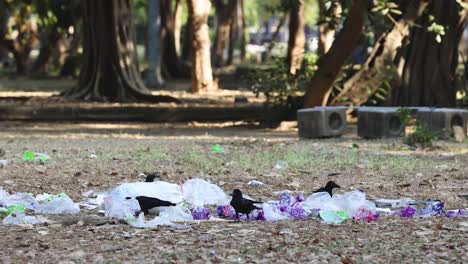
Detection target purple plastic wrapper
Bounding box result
[289,207,307,220]
[354,208,378,222]
[295,193,305,203]
[216,205,235,218]
[395,206,417,218]
[192,207,211,220]
[445,209,467,218]
[280,193,292,205]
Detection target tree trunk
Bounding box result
[181,13,193,62]
[187,0,216,93]
[265,14,287,58]
[161,0,189,78]
[174,0,183,55]
[302,0,367,107]
[287,0,306,75]
[330,0,428,106]
[317,0,341,55]
[391,1,466,106]
[63,0,178,103]
[227,0,241,65]
[146,0,165,88]
[239,0,246,61]
[30,30,61,74]
[213,0,237,67]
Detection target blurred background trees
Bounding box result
[0,0,466,107]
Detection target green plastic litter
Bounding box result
[22,151,35,161]
[124,215,137,222]
[22,151,49,162]
[0,205,26,214]
[211,144,224,153]
[319,210,350,223]
[39,192,67,203]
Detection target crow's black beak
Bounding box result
[229,192,234,196]
[336,185,341,188]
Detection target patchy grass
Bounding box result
[0,121,467,263]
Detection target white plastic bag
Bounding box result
[261,203,291,221]
[182,178,229,207]
[3,212,43,225]
[35,193,80,214]
[103,195,140,219]
[110,181,183,204]
[0,192,37,209]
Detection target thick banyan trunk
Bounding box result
[302,0,367,108]
[146,0,164,88]
[160,0,189,78]
[63,0,178,103]
[391,1,467,106]
[287,0,305,75]
[213,0,237,67]
[317,0,341,55]
[330,0,429,106]
[188,0,216,93]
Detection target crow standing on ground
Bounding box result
[230,189,262,221]
[313,181,340,197]
[126,196,176,215]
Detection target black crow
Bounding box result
[313,181,340,197]
[145,172,161,182]
[127,196,176,215]
[230,189,262,221]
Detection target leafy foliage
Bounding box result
[246,53,318,105]
[398,107,436,148]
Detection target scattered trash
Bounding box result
[182,179,229,208]
[0,160,8,168]
[0,204,26,214]
[274,160,288,170]
[248,180,265,186]
[394,206,417,218]
[35,193,80,214]
[211,144,224,153]
[3,212,43,225]
[192,207,211,220]
[22,151,50,162]
[373,198,414,208]
[319,210,349,224]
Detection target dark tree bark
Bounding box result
[287,0,306,75]
[239,0,246,61]
[227,4,238,66]
[145,0,164,88]
[160,0,189,78]
[303,0,367,107]
[213,0,237,67]
[30,30,61,74]
[391,1,467,106]
[317,0,341,55]
[330,0,429,106]
[63,0,178,103]
[187,0,216,92]
[181,13,193,62]
[264,14,287,59]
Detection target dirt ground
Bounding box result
[0,121,467,263]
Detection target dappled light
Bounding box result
[0,0,467,262]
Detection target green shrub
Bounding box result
[246,52,318,105]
